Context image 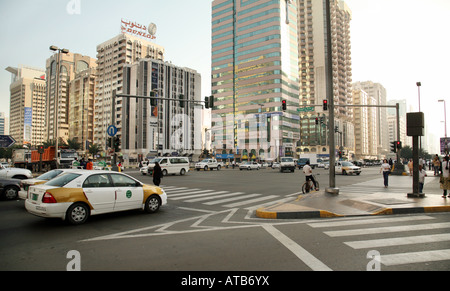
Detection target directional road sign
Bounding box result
[0,135,16,148]
[107,125,118,137]
[297,106,314,113]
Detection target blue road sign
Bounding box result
[0,135,16,148]
[107,125,118,137]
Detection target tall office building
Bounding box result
[211,0,300,161]
[0,113,7,135]
[297,0,353,156]
[353,89,377,159]
[122,59,202,161]
[94,33,165,153]
[45,52,96,144]
[5,65,46,146]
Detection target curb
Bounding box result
[255,204,450,220]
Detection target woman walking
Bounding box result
[153,162,163,186]
[440,156,450,198]
[380,159,391,188]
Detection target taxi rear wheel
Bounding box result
[145,195,161,213]
[66,203,90,225]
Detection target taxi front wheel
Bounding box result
[145,195,161,213]
[66,203,90,225]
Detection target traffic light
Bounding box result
[114,136,121,152]
[205,96,210,109]
[390,141,397,153]
[209,95,214,109]
[323,99,328,111]
[396,141,402,151]
[282,100,287,111]
[179,94,185,108]
[38,145,45,154]
[315,117,319,125]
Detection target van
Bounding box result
[140,157,190,176]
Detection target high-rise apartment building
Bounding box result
[353,81,388,158]
[353,89,377,159]
[45,52,96,144]
[297,0,353,156]
[0,112,7,135]
[211,0,300,161]
[5,65,46,146]
[68,67,97,151]
[94,33,165,152]
[122,59,202,160]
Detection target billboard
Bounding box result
[441,137,450,155]
[121,19,157,40]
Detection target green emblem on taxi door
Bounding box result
[126,190,132,199]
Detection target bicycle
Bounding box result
[301,175,319,194]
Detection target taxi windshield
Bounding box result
[45,173,81,187]
[342,162,354,167]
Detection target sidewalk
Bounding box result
[256,171,450,219]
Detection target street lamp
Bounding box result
[438,99,448,154]
[49,45,69,169]
[416,82,421,112]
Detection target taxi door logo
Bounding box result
[126,190,132,199]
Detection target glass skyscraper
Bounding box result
[211,0,300,161]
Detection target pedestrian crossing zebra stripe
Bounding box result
[324,222,450,237]
[307,215,435,228]
[345,233,450,249]
[381,249,450,266]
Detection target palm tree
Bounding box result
[88,144,101,159]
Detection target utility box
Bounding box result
[407,112,424,136]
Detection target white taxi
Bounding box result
[25,170,167,225]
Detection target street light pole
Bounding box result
[416,82,422,151]
[49,45,69,169]
[438,99,448,154]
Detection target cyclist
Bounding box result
[303,161,319,191]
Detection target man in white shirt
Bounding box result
[303,161,318,191]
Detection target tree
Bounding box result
[88,144,101,159]
[66,138,81,150]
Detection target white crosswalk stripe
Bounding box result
[161,186,281,209]
[308,215,450,268]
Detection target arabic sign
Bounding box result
[121,19,157,40]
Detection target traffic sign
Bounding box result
[107,125,118,137]
[297,107,314,113]
[0,135,16,148]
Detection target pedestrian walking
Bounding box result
[433,155,441,176]
[153,162,163,186]
[86,159,93,170]
[418,164,427,194]
[440,156,450,198]
[407,159,413,176]
[380,159,390,188]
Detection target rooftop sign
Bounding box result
[121,19,157,40]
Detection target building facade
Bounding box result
[45,53,96,144]
[122,59,202,161]
[6,65,46,147]
[211,0,300,161]
[353,89,377,159]
[353,81,388,158]
[94,33,165,154]
[68,67,97,151]
[297,0,353,156]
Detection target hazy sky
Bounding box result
[0,0,448,153]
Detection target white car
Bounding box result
[25,170,167,225]
[195,159,220,171]
[141,157,190,176]
[0,164,32,180]
[239,162,260,170]
[335,161,361,175]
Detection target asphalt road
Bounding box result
[1,166,449,274]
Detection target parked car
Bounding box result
[239,162,260,170]
[25,170,167,225]
[0,164,32,180]
[0,178,21,200]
